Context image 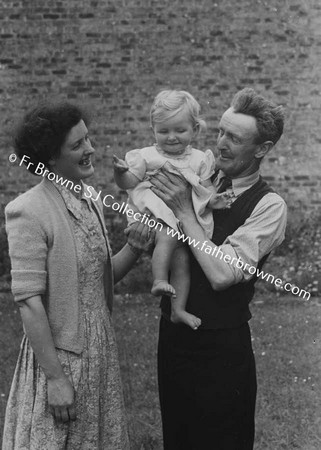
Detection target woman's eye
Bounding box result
[72,139,84,150]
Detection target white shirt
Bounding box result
[213,170,287,283]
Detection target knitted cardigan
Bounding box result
[5,178,114,354]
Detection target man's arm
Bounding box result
[151,169,287,290]
[178,193,286,289]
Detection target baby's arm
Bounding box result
[113,155,141,190]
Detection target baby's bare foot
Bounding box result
[151,280,176,297]
[171,310,202,330]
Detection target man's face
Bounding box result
[215,107,262,178]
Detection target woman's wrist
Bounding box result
[126,242,143,257]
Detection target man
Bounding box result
[151,88,287,449]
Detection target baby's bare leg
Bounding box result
[151,227,177,297]
[170,244,202,330]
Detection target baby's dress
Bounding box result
[125,145,216,237]
[2,184,129,449]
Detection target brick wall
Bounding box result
[1,0,321,220]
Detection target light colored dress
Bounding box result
[2,185,130,450]
[125,145,216,236]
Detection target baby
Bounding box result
[113,90,231,330]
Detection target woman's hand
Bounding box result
[150,166,194,220]
[17,296,77,423]
[124,220,155,255]
[113,220,155,282]
[48,374,76,423]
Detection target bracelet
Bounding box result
[127,242,143,257]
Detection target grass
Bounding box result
[1,286,321,449]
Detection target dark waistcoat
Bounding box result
[161,176,275,329]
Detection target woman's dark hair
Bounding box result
[14,102,90,175]
[231,88,285,145]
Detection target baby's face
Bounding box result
[153,109,196,155]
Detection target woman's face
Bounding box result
[49,120,95,184]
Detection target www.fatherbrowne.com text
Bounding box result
[13,154,311,300]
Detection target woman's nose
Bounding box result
[85,139,95,153]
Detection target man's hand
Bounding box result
[48,374,76,423]
[113,155,129,173]
[150,166,194,220]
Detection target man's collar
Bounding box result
[216,169,260,197]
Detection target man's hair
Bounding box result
[150,89,206,135]
[231,88,285,145]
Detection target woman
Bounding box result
[3,103,151,449]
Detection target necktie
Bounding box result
[217,176,232,193]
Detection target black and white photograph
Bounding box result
[0,1,320,449]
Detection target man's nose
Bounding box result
[217,133,226,149]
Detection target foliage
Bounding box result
[270,207,321,297]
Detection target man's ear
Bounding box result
[255,141,274,160]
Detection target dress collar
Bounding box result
[154,143,193,160]
[52,180,91,220]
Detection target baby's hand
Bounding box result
[209,191,235,210]
[113,155,129,173]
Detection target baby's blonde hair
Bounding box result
[150,90,207,135]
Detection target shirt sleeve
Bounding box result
[217,193,287,283]
[5,200,48,301]
[125,149,147,181]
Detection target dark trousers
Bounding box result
[157,317,257,450]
